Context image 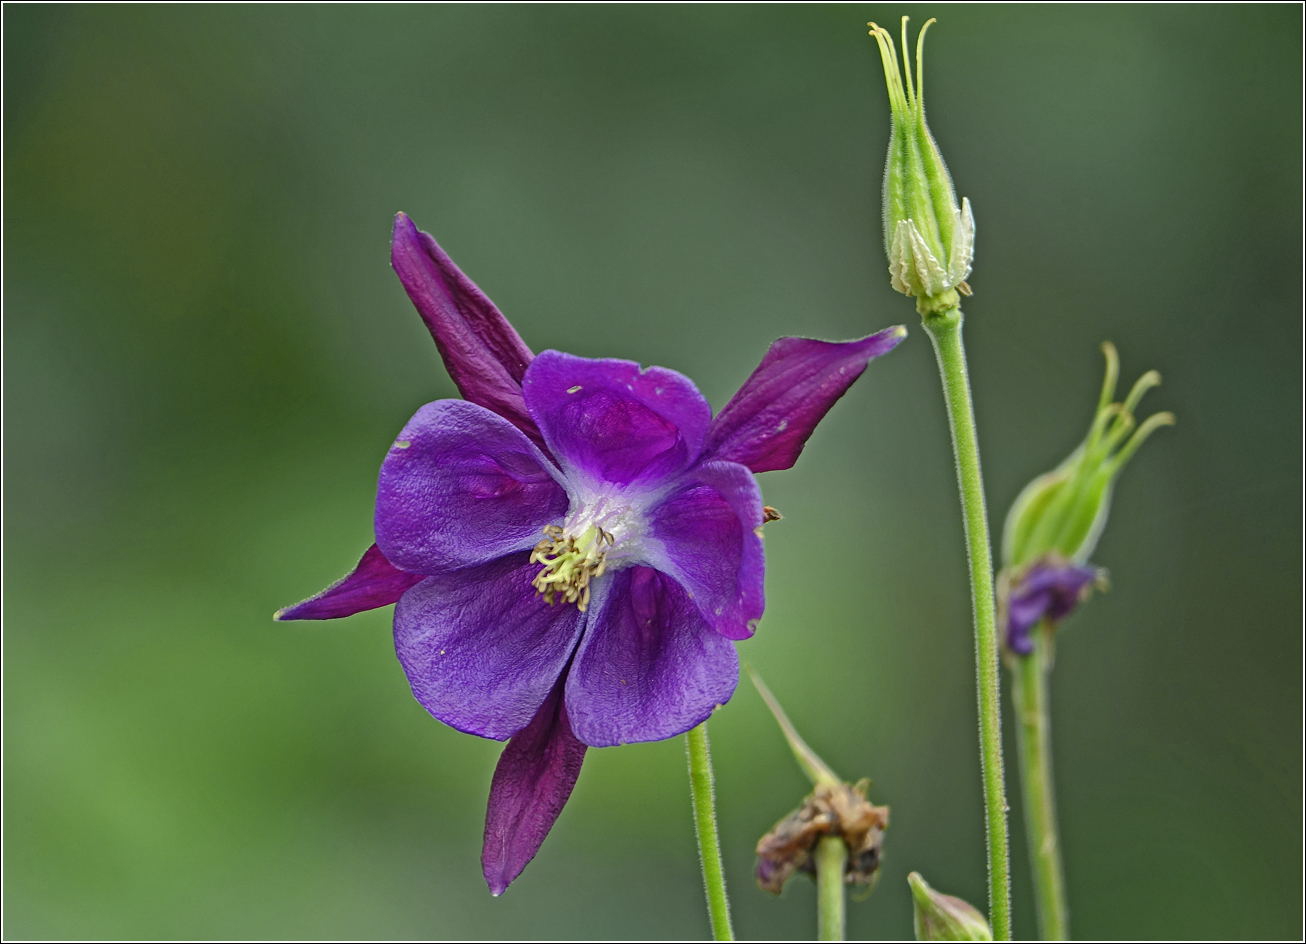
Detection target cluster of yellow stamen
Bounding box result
[530,524,614,611]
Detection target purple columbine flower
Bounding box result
[277,212,905,894]
[1000,559,1102,656]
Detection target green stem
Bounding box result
[815,835,848,941]
[686,722,734,941]
[922,307,1012,941]
[1013,628,1069,940]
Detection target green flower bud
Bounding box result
[1002,342,1175,570]
[869,18,973,315]
[908,872,993,942]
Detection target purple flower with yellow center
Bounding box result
[277,212,905,894]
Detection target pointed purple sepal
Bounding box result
[1004,560,1101,655]
[703,327,907,473]
[482,678,587,895]
[391,212,545,449]
[275,543,424,621]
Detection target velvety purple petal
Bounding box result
[703,327,907,473]
[394,554,587,740]
[391,213,545,449]
[375,400,569,575]
[1004,560,1100,655]
[522,350,712,488]
[1039,564,1101,622]
[565,567,739,747]
[645,461,765,640]
[275,543,424,621]
[1005,593,1048,656]
[482,678,587,896]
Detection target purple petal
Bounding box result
[645,461,765,640]
[394,554,587,740]
[482,677,587,896]
[522,350,712,488]
[375,400,569,575]
[565,567,739,747]
[703,328,907,473]
[391,213,545,449]
[1004,560,1100,654]
[1005,592,1049,656]
[275,543,424,621]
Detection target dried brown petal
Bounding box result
[754,781,889,894]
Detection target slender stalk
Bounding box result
[686,722,734,941]
[815,835,848,941]
[922,306,1012,941]
[1013,627,1069,940]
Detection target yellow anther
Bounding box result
[530,523,613,612]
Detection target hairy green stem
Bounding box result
[686,722,734,941]
[815,835,848,941]
[1013,628,1069,940]
[922,307,1012,940]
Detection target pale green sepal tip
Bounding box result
[746,665,841,787]
[908,871,994,941]
[1001,460,1076,568]
[1002,343,1175,569]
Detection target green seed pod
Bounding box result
[1002,342,1175,570]
[908,872,993,942]
[869,18,974,315]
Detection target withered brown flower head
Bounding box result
[755,778,890,894]
[748,668,891,894]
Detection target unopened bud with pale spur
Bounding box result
[869,17,974,315]
[908,872,993,941]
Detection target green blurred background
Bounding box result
[4,4,1300,939]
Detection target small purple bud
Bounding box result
[998,557,1103,656]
